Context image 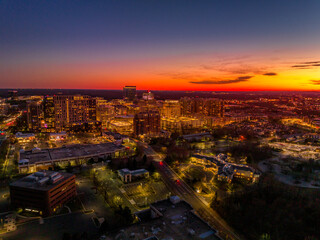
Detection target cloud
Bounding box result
[263,72,277,76]
[190,76,253,85]
[309,80,320,85]
[157,72,199,80]
[302,61,320,64]
[200,64,265,75]
[292,61,320,69]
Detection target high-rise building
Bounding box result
[180,97,224,117]
[8,90,18,100]
[43,96,55,132]
[27,100,43,132]
[161,100,181,118]
[53,95,99,132]
[180,97,195,116]
[142,91,154,101]
[123,86,137,101]
[96,99,115,129]
[0,99,9,115]
[133,110,160,136]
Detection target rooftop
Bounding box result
[15,132,35,138]
[107,198,221,240]
[118,168,149,177]
[20,142,125,164]
[10,170,74,191]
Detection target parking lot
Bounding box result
[3,212,98,240]
[121,179,170,208]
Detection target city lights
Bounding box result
[0,1,319,239]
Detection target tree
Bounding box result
[133,158,137,169]
[148,163,155,173]
[211,191,219,207]
[99,220,109,234]
[66,162,73,173]
[80,232,88,240]
[142,155,147,164]
[62,232,72,240]
[72,233,81,240]
[259,234,271,240]
[123,206,134,224]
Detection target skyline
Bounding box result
[1,0,320,91]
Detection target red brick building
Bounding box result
[10,171,76,216]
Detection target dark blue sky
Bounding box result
[1,0,320,90]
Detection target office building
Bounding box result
[142,91,154,101]
[10,171,76,216]
[43,96,55,132]
[8,90,18,100]
[123,86,137,101]
[27,100,43,132]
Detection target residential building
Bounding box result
[53,95,99,132]
[161,100,181,118]
[133,110,160,137]
[180,97,224,117]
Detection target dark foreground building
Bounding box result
[10,171,76,216]
[106,196,222,240]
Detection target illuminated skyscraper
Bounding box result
[53,95,98,132]
[142,91,154,101]
[133,110,160,136]
[8,90,18,100]
[27,100,43,132]
[43,96,55,132]
[123,86,137,101]
[180,97,224,117]
[161,100,181,118]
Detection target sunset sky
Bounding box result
[1,0,320,91]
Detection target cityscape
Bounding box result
[0,1,320,240]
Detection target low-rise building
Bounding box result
[181,132,213,142]
[117,168,149,183]
[106,197,222,240]
[18,142,127,173]
[10,171,76,216]
[49,131,67,141]
[15,132,36,143]
[192,154,260,183]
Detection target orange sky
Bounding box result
[2,49,319,91]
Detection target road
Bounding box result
[145,145,243,240]
[2,144,14,177]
